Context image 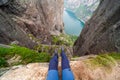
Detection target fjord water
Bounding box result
[63,9,84,36]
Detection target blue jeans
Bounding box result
[46,51,74,80]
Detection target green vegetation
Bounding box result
[51,34,78,46]
[34,44,68,56]
[88,55,115,67]
[28,34,41,43]
[0,57,8,67]
[0,45,51,68]
[109,52,120,60]
[33,34,77,57]
[84,53,120,72]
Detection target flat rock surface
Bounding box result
[1,56,120,80]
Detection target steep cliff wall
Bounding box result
[74,0,120,56]
[0,0,64,48]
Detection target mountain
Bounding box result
[64,0,99,21]
[64,0,81,11]
[74,0,120,56]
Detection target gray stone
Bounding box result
[11,40,19,45]
[0,0,64,48]
[0,68,10,77]
[0,44,12,48]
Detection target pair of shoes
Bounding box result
[53,47,65,58]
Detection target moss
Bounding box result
[0,45,51,67]
[34,44,43,52]
[43,46,50,53]
[108,52,120,60]
[84,54,116,72]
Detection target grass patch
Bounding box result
[0,45,51,67]
[51,34,78,46]
[0,57,8,68]
[84,53,117,72]
[108,52,120,60]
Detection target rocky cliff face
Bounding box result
[74,0,120,56]
[0,0,64,48]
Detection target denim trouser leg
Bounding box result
[61,51,75,80]
[46,54,59,80]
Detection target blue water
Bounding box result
[63,9,84,36]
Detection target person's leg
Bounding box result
[61,49,74,80]
[46,52,59,80]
